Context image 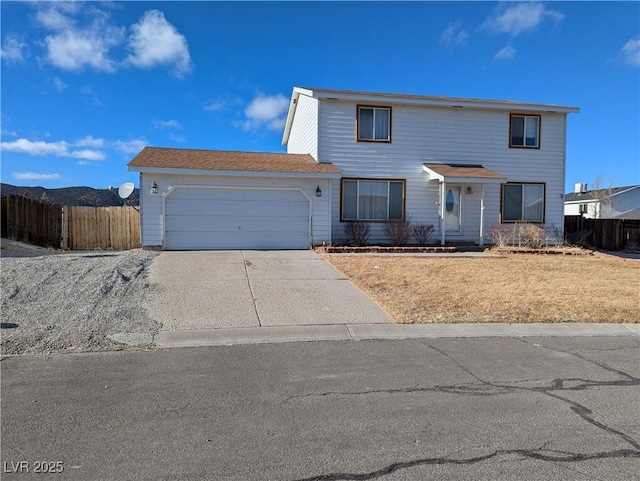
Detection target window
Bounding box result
[342,179,405,221]
[357,106,391,142]
[510,114,540,148]
[501,183,545,223]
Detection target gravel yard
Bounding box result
[1,240,160,355]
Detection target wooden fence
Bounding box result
[1,194,62,248]
[64,206,140,250]
[2,194,140,250]
[564,215,640,251]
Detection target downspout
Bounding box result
[440,181,446,246]
[479,183,485,247]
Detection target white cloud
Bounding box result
[1,137,105,161]
[152,119,182,129]
[74,135,105,148]
[1,138,69,156]
[12,172,62,181]
[439,22,469,47]
[35,3,80,31]
[494,45,516,60]
[1,35,27,64]
[126,10,192,77]
[622,37,640,67]
[51,76,68,92]
[36,3,124,73]
[239,94,289,132]
[203,101,224,112]
[481,2,564,37]
[168,133,186,143]
[45,28,121,72]
[70,149,105,161]
[113,139,146,154]
[1,129,18,138]
[34,5,191,78]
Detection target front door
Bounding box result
[444,185,461,232]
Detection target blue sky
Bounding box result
[1,1,638,193]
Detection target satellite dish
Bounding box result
[118,182,135,199]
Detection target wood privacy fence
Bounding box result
[564,215,640,251]
[1,194,62,247]
[2,194,140,250]
[64,206,140,250]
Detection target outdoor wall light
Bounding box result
[151,181,158,195]
[316,185,322,197]
[465,186,473,195]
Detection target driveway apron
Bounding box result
[145,250,393,330]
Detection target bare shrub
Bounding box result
[490,224,514,247]
[343,222,371,246]
[519,223,546,248]
[545,223,564,247]
[412,223,435,246]
[382,218,412,246]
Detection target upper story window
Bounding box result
[357,105,391,142]
[510,114,540,148]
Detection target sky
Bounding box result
[1,1,639,193]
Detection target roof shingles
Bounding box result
[128,147,340,174]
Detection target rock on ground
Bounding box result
[1,240,160,355]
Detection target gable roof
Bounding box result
[128,147,341,174]
[613,208,640,220]
[283,86,580,145]
[564,185,639,203]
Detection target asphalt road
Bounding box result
[1,337,639,480]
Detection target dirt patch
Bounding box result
[324,253,640,324]
[1,240,160,355]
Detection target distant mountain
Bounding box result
[0,183,139,207]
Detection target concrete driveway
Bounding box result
[145,250,393,330]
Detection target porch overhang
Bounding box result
[422,164,507,247]
[422,163,507,184]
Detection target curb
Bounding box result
[109,323,639,349]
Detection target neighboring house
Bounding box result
[564,184,640,219]
[128,86,579,250]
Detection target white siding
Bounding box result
[565,187,640,218]
[139,173,331,248]
[286,94,319,160]
[317,100,568,245]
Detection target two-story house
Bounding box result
[128,86,579,250]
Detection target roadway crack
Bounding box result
[294,449,639,481]
[420,340,640,451]
[241,251,261,327]
[513,337,639,381]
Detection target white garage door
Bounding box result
[164,187,310,250]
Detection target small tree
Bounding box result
[589,176,616,219]
[343,222,371,247]
[382,218,412,246]
[412,223,435,246]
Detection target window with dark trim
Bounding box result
[341,178,405,221]
[501,183,545,223]
[357,105,391,142]
[510,114,540,148]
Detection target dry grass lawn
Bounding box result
[325,253,639,324]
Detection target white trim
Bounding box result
[161,184,313,250]
[296,87,580,114]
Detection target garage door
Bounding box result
[164,187,310,250]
